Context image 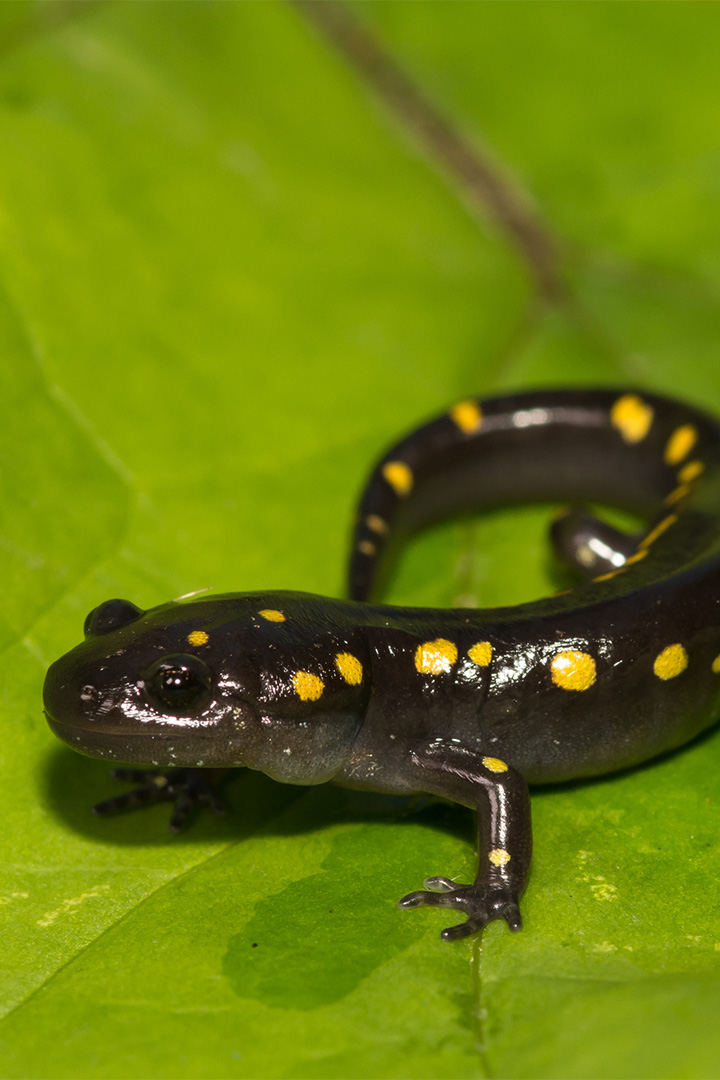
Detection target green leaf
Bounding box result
[1,2,720,1078]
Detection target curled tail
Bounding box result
[348,388,720,601]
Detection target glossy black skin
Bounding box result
[43,389,720,940]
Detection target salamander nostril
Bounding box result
[84,599,144,637]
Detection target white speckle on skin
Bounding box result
[283,748,292,755]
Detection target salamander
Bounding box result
[42,388,720,941]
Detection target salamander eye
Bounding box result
[84,599,144,636]
[143,654,212,713]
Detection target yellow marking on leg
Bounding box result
[259,609,286,623]
[382,461,413,497]
[625,549,648,565]
[450,400,483,434]
[488,848,511,867]
[482,756,508,773]
[468,641,492,666]
[292,671,325,701]
[638,514,677,550]
[679,460,704,484]
[365,514,388,536]
[415,638,458,675]
[653,643,688,680]
[550,650,597,691]
[712,654,720,675]
[187,630,209,646]
[358,540,376,556]
[610,394,654,444]
[664,424,698,465]
[664,484,690,507]
[335,652,363,685]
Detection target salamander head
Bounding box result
[43,592,368,782]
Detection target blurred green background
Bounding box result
[1,2,720,1077]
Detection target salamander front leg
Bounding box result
[397,745,531,940]
[92,767,228,832]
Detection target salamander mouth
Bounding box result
[44,712,243,768]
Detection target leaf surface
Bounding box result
[1,3,719,1078]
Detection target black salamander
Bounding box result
[43,389,720,940]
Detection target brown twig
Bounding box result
[293,0,566,303]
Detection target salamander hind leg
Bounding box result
[550,506,639,579]
[92,767,227,832]
[395,744,532,941]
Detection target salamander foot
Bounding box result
[92,768,226,832]
[398,877,522,941]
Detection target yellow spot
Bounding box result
[482,756,508,773]
[639,514,677,550]
[382,461,413,497]
[187,630,208,646]
[358,540,376,556]
[259,609,286,623]
[625,549,648,566]
[488,848,511,867]
[415,638,458,675]
[679,460,704,484]
[593,569,622,582]
[365,514,388,536]
[550,650,597,691]
[468,641,493,667]
[610,394,654,444]
[664,484,690,508]
[450,400,483,434]
[665,424,698,465]
[712,654,720,675]
[335,652,363,685]
[653,643,688,680]
[292,671,325,701]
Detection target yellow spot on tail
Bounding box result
[365,514,388,536]
[358,540,376,556]
[665,424,698,465]
[639,514,677,550]
[482,756,508,773]
[712,654,720,675]
[653,643,688,680]
[679,460,704,484]
[335,652,363,685]
[625,549,648,566]
[468,641,493,667]
[593,569,622,582]
[415,638,458,675]
[450,400,483,434]
[611,394,654,444]
[382,461,413,497]
[488,848,511,867]
[292,671,325,701]
[551,650,597,691]
[664,484,690,507]
[187,630,208,646]
[259,609,286,623]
